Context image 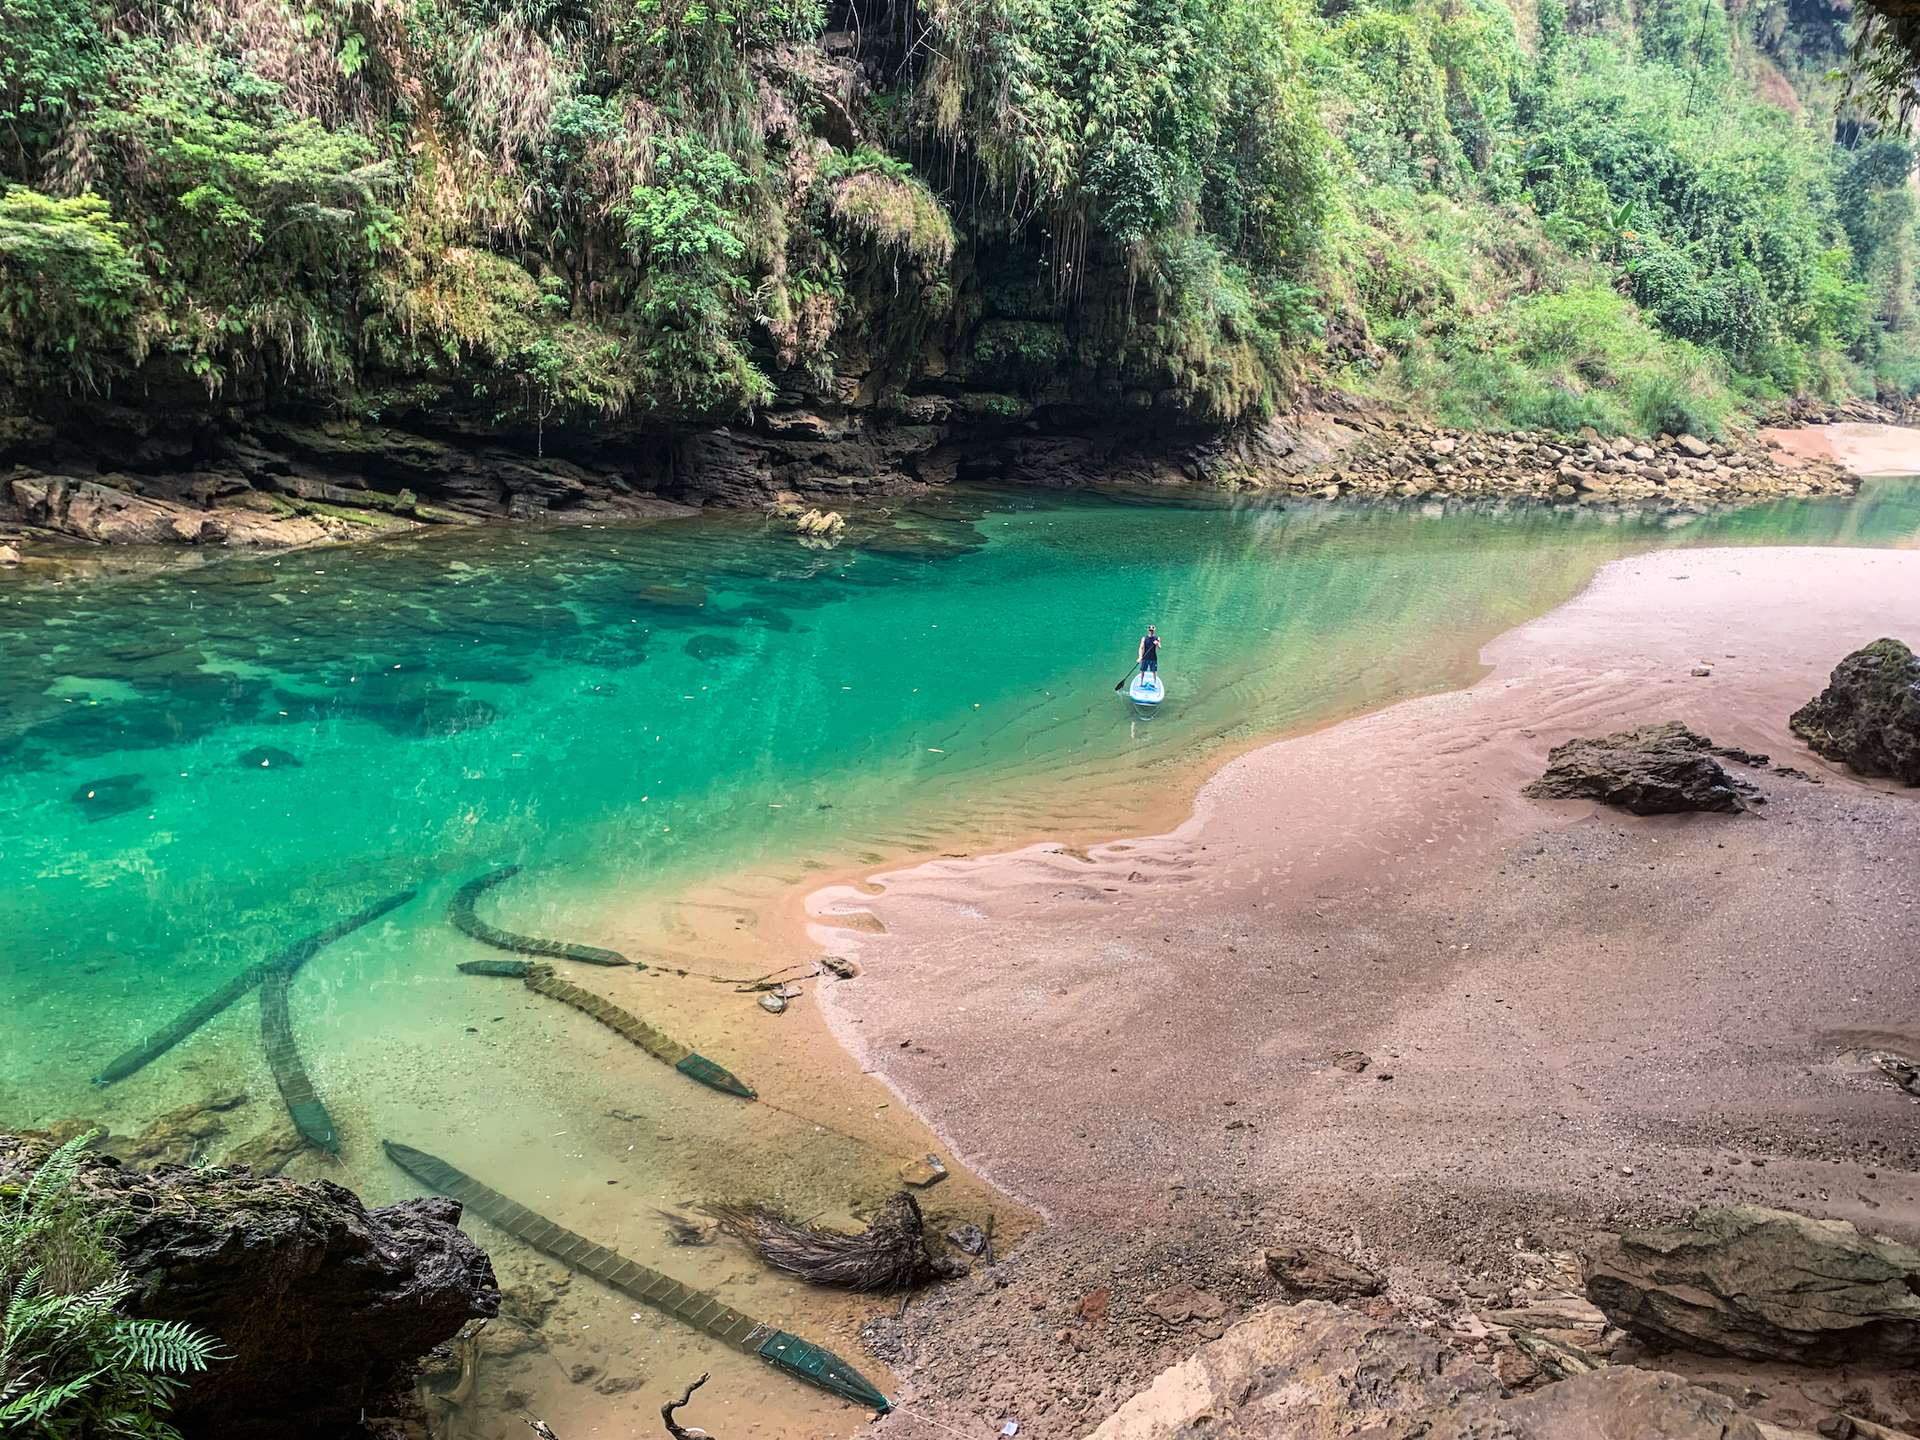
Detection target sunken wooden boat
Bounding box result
[259,968,339,1153]
[449,865,631,966]
[382,1140,888,1413]
[456,959,755,1098]
[93,890,415,1086]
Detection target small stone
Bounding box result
[758,992,787,1014]
[948,1223,989,1256]
[900,1154,949,1188]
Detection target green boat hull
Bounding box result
[381,1139,888,1413]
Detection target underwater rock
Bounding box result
[685,632,743,662]
[1524,723,1760,814]
[69,771,153,819]
[103,1092,252,1169]
[0,1133,499,1440]
[1790,638,1920,784]
[237,745,302,769]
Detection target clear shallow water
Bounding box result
[2,479,1918,1435]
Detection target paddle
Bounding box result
[1113,665,1139,692]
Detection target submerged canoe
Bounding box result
[460,960,755,1098]
[448,865,632,967]
[259,969,339,1153]
[382,1140,889,1413]
[93,889,416,1086]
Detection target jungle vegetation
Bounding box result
[0,0,1914,439]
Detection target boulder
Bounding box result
[1675,433,1714,458]
[12,475,223,544]
[1584,1206,1920,1364]
[1086,1301,1502,1440]
[1262,1242,1385,1301]
[1789,638,1920,784]
[1524,722,1761,814]
[1427,1367,1778,1440]
[0,1135,500,1438]
[1087,1301,1787,1440]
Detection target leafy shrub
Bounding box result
[0,1137,221,1439]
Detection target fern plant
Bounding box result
[0,1137,220,1439]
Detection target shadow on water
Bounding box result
[1,478,1917,1436]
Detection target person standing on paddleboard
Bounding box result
[1137,625,1160,678]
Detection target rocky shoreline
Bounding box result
[0,395,1871,562]
[1243,417,1858,505]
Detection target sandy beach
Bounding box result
[808,543,1920,1437]
[1764,420,1920,476]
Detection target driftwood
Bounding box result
[707,1191,966,1292]
[663,1373,714,1439]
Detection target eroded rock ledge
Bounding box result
[0,387,1860,557]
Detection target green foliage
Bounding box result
[0,0,1916,433]
[0,1137,221,1440]
[0,187,146,389]
[0,0,103,140]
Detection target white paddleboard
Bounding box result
[1127,673,1165,706]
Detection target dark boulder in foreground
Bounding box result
[1524,722,1760,814]
[0,1134,499,1438]
[1790,638,1920,784]
[1584,1205,1920,1365]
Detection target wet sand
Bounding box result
[1762,420,1920,476]
[809,545,1920,1436]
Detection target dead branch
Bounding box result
[663,1372,713,1439]
[706,1191,966,1291]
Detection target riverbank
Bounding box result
[809,544,1920,1436]
[0,406,1870,560]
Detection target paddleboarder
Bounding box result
[1137,624,1160,679]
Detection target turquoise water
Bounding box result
[2,479,1918,1435]
[5,481,1919,1111]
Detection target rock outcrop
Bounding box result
[0,388,1860,554]
[1790,639,1920,784]
[1524,722,1762,814]
[1086,1301,1503,1440]
[1584,1206,1920,1365]
[1261,1243,1385,1302]
[0,1135,500,1439]
[1086,1301,1796,1439]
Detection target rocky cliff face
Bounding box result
[0,377,1233,549]
[0,1135,500,1439]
